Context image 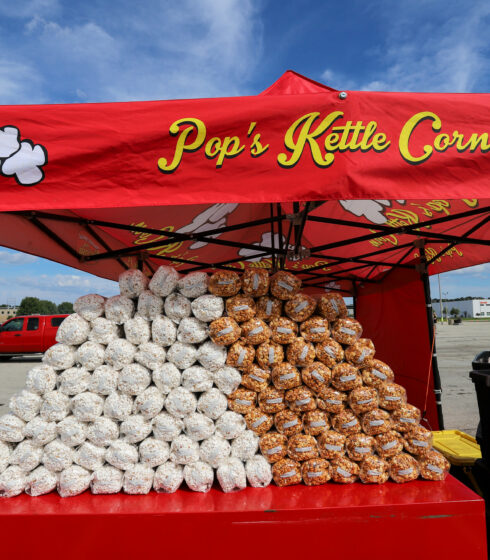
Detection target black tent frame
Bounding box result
[7,202,490,428]
[8,203,490,280]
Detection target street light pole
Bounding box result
[438,274,444,324]
[443,291,449,322]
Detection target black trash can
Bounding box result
[470,351,490,465]
[470,353,490,543]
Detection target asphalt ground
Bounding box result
[0,322,486,435]
[434,321,487,436]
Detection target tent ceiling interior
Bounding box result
[3,199,489,295]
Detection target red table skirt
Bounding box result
[0,475,486,560]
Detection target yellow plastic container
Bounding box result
[432,430,482,466]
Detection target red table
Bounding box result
[0,475,486,560]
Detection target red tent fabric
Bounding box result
[1,198,487,284]
[356,267,438,429]
[1,70,489,429]
[1,70,490,212]
[0,70,488,283]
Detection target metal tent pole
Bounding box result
[416,240,445,429]
[438,274,444,324]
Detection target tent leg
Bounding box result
[418,243,445,429]
[352,281,357,318]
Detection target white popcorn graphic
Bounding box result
[1,140,47,186]
[0,126,20,158]
[324,281,341,292]
[238,232,285,262]
[0,126,47,186]
[339,200,405,224]
[238,232,308,262]
[177,203,238,249]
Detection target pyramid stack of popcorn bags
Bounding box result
[0,266,450,497]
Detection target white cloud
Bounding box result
[26,19,119,64]
[102,0,262,101]
[320,68,357,91]
[448,263,490,278]
[0,0,263,104]
[430,262,490,299]
[322,2,490,93]
[430,279,490,299]
[0,272,118,304]
[0,251,38,264]
[0,0,60,19]
[321,69,334,82]
[0,60,46,105]
[16,273,117,292]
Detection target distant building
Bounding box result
[434,299,490,319]
[0,306,19,322]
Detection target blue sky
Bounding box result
[0,0,489,304]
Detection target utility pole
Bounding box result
[438,274,444,324]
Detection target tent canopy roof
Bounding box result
[260,70,336,95]
[0,70,488,288]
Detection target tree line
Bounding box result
[431,296,489,302]
[15,297,73,316]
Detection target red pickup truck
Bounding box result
[0,315,68,360]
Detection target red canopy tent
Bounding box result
[0,71,488,558]
[1,70,489,428]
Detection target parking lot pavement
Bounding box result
[0,322,486,435]
[434,321,488,436]
[0,356,41,415]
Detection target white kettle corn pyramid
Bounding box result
[0,266,449,497]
